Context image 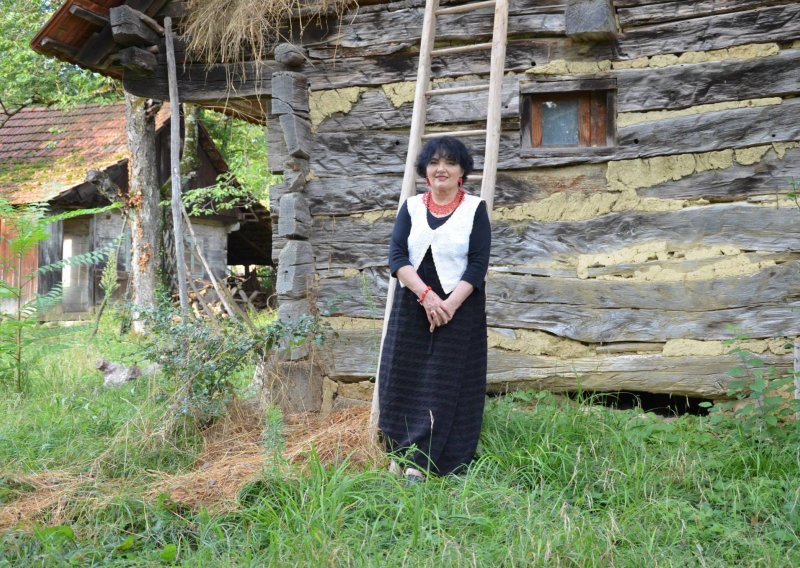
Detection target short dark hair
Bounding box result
[415,136,475,180]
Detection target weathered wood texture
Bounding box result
[315,260,800,342]
[308,204,800,271]
[323,329,793,397]
[616,0,797,28]
[638,146,800,202]
[272,165,608,215]
[275,98,800,176]
[314,50,800,135]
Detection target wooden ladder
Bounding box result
[369,0,509,432]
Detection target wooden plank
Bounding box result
[317,260,800,315]
[638,146,800,201]
[616,49,800,113]
[289,165,608,215]
[617,0,796,29]
[323,329,792,398]
[616,4,800,60]
[122,40,612,101]
[309,204,800,270]
[306,3,564,48]
[312,50,800,134]
[309,97,800,175]
[110,5,161,47]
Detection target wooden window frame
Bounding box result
[520,77,617,158]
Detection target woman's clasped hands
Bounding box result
[420,290,454,332]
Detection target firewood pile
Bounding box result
[186,273,272,320]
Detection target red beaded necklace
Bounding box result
[423,189,465,216]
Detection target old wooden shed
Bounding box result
[0,102,271,318]
[32,0,800,405]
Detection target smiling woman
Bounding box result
[377,136,491,484]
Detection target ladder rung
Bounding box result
[426,84,490,97]
[422,129,486,139]
[435,1,496,15]
[416,173,484,184]
[431,42,493,57]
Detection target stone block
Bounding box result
[271,361,324,413]
[278,193,312,239]
[277,298,311,324]
[565,0,618,41]
[321,377,338,415]
[337,380,374,401]
[271,71,309,116]
[332,396,370,413]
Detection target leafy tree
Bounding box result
[186,109,277,216]
[0,0,119,126]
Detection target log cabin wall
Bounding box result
[265,0,800,407]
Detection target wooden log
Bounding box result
[308,204,800,270]
[323,329,792,398]
[616,0,797,29]
[308,3,565,48]
[289,165,608,215]
[271,72,309,116]
[638,146,800,202]
[118,46,157,74]
[315,262,800,342]
[165,17,190,317]
[615,4,800,60]
[306,98,800,176]
[122,40,612,101]
[312,50,800,133]
[277,193,312,239]
[276,240,314,300]
[110,5,161,47]
[279,114,312,159]
[616,50,800,113]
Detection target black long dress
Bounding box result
[378,200,490,476]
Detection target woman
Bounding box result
[378,136,491,483]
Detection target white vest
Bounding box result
[403,193,482,294]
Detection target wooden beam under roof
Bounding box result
[68,4,109,27]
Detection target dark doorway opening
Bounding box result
[567,391,712,417]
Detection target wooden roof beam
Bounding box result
[40,37,79,57]
[68,4,109,28]
[110,5,162,47]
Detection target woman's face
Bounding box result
[426,153,464,194]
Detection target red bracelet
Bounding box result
[418,285,432,303]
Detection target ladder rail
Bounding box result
[480,0,509,216]
[370,0,441,434]
[369,0,509,436]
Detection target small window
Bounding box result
[520,77,616,156]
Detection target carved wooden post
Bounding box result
[260,68,323,412]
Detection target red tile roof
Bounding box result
[0,102,168,204]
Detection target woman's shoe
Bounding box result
[404,473,424,487]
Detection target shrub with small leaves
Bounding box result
[700,340,799,441]
[136,307,331,426]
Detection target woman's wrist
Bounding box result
[418,285,432,303]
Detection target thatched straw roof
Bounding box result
[182,0,357,65]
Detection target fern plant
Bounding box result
[0,199,120,392]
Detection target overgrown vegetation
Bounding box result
[0,200,119,392]
[1,339,798,567]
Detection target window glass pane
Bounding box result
[541,99,579,145]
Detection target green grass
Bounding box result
[1,333,799,566]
